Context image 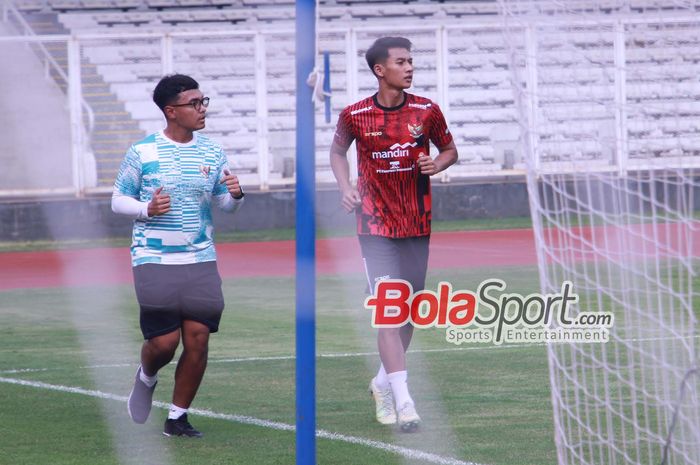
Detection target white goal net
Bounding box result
[498,1,700,464]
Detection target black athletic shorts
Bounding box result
[132,261,225,340]
[358,235,430,294]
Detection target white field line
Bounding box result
[0,376,486,465]
[2,335,694,374]
[0,344,534,374]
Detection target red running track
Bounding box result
[0,229,537,290]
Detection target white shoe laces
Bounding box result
[379,389,395,414]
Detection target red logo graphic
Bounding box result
[364,280,476,328]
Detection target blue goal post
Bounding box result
[295,0,316,464]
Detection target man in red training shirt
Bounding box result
[330,36,458,432]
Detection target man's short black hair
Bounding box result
[153,74,199,111]
[365,37,412,77]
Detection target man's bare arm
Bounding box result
[330,140,361,212]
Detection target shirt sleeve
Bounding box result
[113,146,142,197]
[213,146,244,214]
[111,193,150,219]
[333,107,355,150]
[428,102,454,149]
[112,146,148,219]
[217,192,244,213]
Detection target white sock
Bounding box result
[387,370,414,409]
[374,364,390,391]
[139,367,157,388]
[168,404,188,420]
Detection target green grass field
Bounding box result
[0,261,557,465]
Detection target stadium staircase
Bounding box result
[16,7,145,186]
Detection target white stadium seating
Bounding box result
[7,0,700,185]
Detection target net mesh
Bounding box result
[498,1,700,464]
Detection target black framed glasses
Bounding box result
[169,97,210,111]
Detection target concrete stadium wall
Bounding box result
[0,181,531,241]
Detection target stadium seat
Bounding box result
[204,119,243,135]
[82,45,122,64]
[120,44,161,62]
[450,69,509,88]
[12,0,49,12]
[452,87,514,107]
[242,0,294,6]
[145,0,178,9]
[318,6,350,21]
[226,153,259,174]
[50,0,83,12]
[463,3,503,17]
[112,0,145,8]
[210,0,241,7]
[214,132,258,151]
[248,7,293,22]
[453,107,517,125]
[110,82,155,102]
[186,9,228,21]
[213,80,257,96]
[93,11,153,26]
[80,0,119,10]
[178,0,216,7]
[124,100,163,120]
[454,124,491,140]
[157,10,195,24]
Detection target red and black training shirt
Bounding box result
[334,92,454,238]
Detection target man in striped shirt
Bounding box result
[330,37,458,432]
[112,74,244,438]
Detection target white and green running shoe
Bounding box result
[369,378,397,425]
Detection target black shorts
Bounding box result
[358,235,430,294]
[132,261,225,340]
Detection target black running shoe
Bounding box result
[127,365,157,424]
[163,414,203,438]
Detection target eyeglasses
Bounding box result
[169,97,210,111]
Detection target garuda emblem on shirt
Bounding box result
[407,123,423,139]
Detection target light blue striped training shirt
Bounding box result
[113,130,240,267]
